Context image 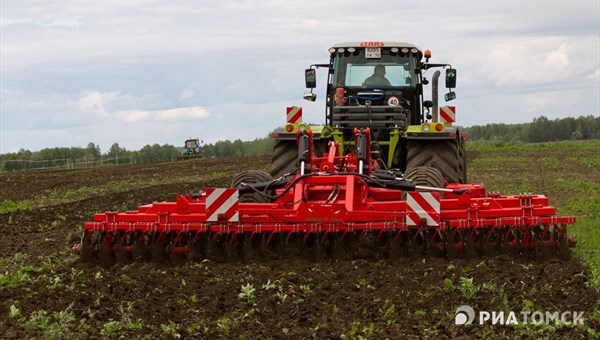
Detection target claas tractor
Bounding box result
[75,41,576,264]
[271,41,464,187]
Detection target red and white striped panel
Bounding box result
[286,106,302,124]
[206,188,239,222]
[440,106,456,123]
[406,192,441,226]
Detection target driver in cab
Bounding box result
[363,64,391,86]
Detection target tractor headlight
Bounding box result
[422,124,430,132]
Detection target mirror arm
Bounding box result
[422,63,452,70]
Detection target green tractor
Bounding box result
[271,41,466,186]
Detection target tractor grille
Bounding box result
[332,106,407,129]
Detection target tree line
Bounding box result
[1,115,597,171]
[0,137,275,171]
[465,115,599,142]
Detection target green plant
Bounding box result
[100,301,143,336]
[0,264,37,288]
[9,304,21,319]
[299,283,312,295]
[216,316,232,334]
[379,299,395,319]
[262,279,277,290]
[160,320,181,338]
[355,277,373,290]
[459,277,479,300]
[120,274,135,285]
[275,291,288,303]
[238,283,256,306]
[0,200,28,213]
[521,299,534,311]
[24,304,77,339]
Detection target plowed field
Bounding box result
[0,149,598,338]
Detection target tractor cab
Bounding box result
[305,42,456,128]
[329,43,419,106]
[305,42,425,129]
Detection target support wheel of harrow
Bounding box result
[231,170,274,203]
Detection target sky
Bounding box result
[1,0,599,153]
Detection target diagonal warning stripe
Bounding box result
[440,106,456,123]
[206,188,239,222]
[286,106,302,123]
[406,192,441,226]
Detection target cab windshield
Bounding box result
[185,140,198,148]
[332,49,417,87]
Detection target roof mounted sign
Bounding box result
[360,41,385,47]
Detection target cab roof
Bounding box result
[331,41,421,51]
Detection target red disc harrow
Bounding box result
[75,128,576,263]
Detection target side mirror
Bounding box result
[305,69,317,88]
[445,68,457,88]
[444,92,456,101]
[303,91,317,102]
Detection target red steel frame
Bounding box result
[80,128,576,255]
[83,177,575,235]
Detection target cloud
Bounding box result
[1,16,84,28]
[118,107,209,122]
[1,0,598,153]
[68,91,118,116]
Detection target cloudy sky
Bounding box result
[1,0,598,153]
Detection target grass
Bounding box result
[466,139,600,152]
[465,140,600,335]
[0,200,28,214]
[469,140,600,292]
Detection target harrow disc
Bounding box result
[76,223,573,265]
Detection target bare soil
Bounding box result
[0,155,597,338]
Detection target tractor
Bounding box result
[178,138,202,159]
[272,41,464,187]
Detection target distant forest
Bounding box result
[1,115,598,171]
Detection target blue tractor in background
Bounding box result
[179,138,202,159]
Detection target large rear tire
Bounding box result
[231,170,274,203]
[406,135,466,184]
[270,139,329,178]
[270,140,297,179]
[403,166,444,188]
